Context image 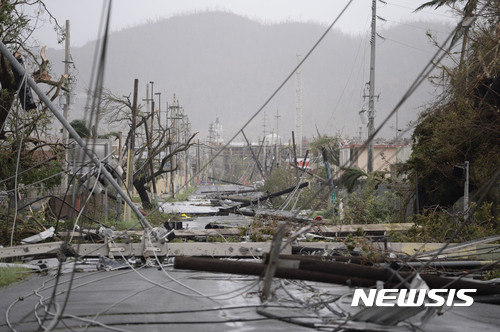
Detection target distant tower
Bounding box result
[213,117,223,144]
[262,111,267,139]
[208,122,214,143]
[208,117,223,145]
[295,54,303,155]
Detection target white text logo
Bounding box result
[351,289,476,307]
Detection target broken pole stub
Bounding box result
[260,223,287,302]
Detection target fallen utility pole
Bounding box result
[235,208,311,222]
[249,181,308,205]
[249,137,266,182]
[174,256,500,297]
[241,130,266,181]
[219,182,309,213]
[289,163,326,183]
[0,42,155,235]
[261,224,286,301]
[174,256,379,288]
[0,241,291,259]
[207,177,253,188]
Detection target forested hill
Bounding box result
[47,11,452,142]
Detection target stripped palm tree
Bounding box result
[416,0,478,68]
[340,167,368,193]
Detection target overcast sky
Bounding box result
[34,0,457,49]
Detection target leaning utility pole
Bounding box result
[367,0,377,173]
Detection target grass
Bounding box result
[107,217,142,231]
[131,196,142,203]
[0,266,30,288]
[166,186,197,202]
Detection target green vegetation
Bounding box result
[394,2,500,243]
[246,219,282,242]
[167,186,197,202]
[70,119,91,138]
[308,134,340,166]
[405,3,500,210]
[334,174,402,225]
[0,266,30,288]
[484,269,500,281]
[261,168,329,211]
[405,202,500,243]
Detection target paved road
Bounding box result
[0,265,318,332]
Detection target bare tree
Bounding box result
[101,90,197,209]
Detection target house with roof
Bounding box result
[339,140,411,174]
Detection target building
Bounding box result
[208,117,223,145]
[339,141,411,173]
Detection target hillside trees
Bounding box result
[407,1,500,210]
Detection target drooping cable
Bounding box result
[141,0,355,218]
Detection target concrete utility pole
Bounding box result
[464,161,469,214]
[143,83,158,207]
[155,92,161,128]
[275,109,281,144]
[196,139,200,184]
[262,111,267,174]
[167,95,182,195]
[295,54,303,156]
[124,79,138,222]
[149,81,155,137]
[62,20,70,191]
[275,109,281,167]
[149,81,158,206]
[184,116,190,187]
[367,0,377,173]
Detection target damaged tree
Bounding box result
[0,1,66,136]
[101,90,197,209]
[407,3,500,209]
[0,1,71,245]
[0,1,67,184]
